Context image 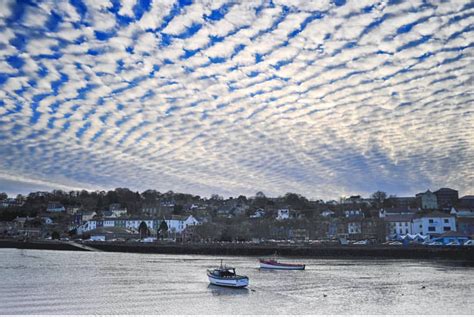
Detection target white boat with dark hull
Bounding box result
[207,262,249,288]
[259,258,305,270]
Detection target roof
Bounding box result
[414,211,452,219]
[384,214,415,222]
[434,188,458,193]
[460,195,474,200]
[383,207,416,214]
[437,231,471,238]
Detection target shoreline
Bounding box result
[1,239,473,262]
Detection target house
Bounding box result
[320,210,335,218]
[13,216,35,228]
[164,216,187,233]
[73,211,97,225]
[416,190,438,210]
[383,214,415,240]
[347,221,362,236]
[250,208,265,219]
[41,217,53,225]
[431,231,471,245]
[103,209,127,218]
[109,204,127,217]
[66,206,80,215]
[276,209,290,220]
[46,201,65,213]
[0,198,24,208]
[344,210,364,218]
[450,207,474,218]
[379,207,416,218]
[387,197,418,209]
[434,188,459,209]
[458,195,474,209]
[412,212,456,238]
[456,217,474,236]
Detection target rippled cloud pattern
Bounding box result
[0,0,473,198]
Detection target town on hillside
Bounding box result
[0,188,473,247]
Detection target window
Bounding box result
[428,226,435,232]
[444,219,449,223]
[443,227,451,231]
[429,219,434,223]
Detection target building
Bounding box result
[379,207,416,218]
[46,201,65,213]
[250,208,265,219]
[383,214,415,240]
[432,231,471,245]
[276,209,290,220]
[0,198,24,208]
[412,212,456,238]
[416,190,438,210]
[458,195,474,209]
[344,210,364,218]
[386,197,418,209]
[456,217,474,236]
[320,210,335,218]
[434,188,459,209]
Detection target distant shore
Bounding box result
[1,239,473,262]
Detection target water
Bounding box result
[0,248,472,314]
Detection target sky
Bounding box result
[0,0,473,200]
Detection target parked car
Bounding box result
[463,240,473,246]
[352,240,369,245]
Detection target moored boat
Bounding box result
[259,258,305,270]
[207,261,249,288]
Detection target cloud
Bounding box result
[0,0,472,199]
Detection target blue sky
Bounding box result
[0,0,473,199]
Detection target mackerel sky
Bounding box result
[0,0,473,199]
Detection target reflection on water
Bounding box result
[207,284,250,297]
[0,249,472,314]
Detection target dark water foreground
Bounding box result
[1,239,473,261]
[0,249,473,314]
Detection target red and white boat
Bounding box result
[259,258,305,270]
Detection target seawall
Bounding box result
[1,239,473,262]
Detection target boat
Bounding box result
[259,258,305,270]
[207,261,249,288]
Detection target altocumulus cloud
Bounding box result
[0,0,473,199]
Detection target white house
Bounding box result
[450,207,474,218]
[46,202,65,213]
[276,209,290,220]
[344,210,364,218]
[81,211,97,222]
[103,219,115,228]
[165,216,186,233]
[321,210,335,217]
[347,222,362,235]
[41,217,53,225]
[250,208,265,219]
[412,212,456,237]
[183,215,201,227]
[384,214,415,240]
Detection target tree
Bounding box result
[158,220,168,239]
[371,191,387,208]
[173,204,184,214]
[51,231,60,240]
[138,221,149,239]
[0,192,7,200]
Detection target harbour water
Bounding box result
[0,248,472,314]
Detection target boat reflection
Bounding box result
[207,284,250,297]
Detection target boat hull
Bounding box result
[259,261,305,270]
[207,274,249,288]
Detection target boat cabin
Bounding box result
[211,267,237,278]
